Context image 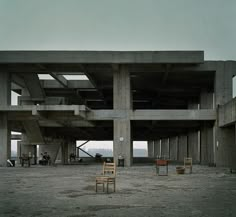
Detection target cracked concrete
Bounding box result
[0,165,236,217]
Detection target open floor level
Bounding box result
[0,165,236,217]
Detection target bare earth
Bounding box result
[0,164,236,217]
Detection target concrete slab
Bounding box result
[0,165,236,217]
[0,51,204,64]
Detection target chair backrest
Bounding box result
[184,157,192,166]
[103,162,116,176]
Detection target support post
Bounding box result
[0,72,11,166]
[113,65,132,166]
[147,141,154,158]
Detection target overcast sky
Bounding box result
[0,0,236,60]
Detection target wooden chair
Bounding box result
[184,157,192,173]
[95,162,116,193]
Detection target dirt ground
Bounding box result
[0,164,236,217]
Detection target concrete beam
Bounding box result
[49,72,68,88]
[0,51,204,64]
[0,107,216,121]
[22,121,44,144]
[11,134,22,140]
[21,73,45,101]
[87,110,216,121]
[11,73,25,88]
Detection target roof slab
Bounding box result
[0,50,204,64]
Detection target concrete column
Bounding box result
[0,72,11,166]
[113,65,132,166]
[161,138,169,158]
[188,131,200,163]
[0,116,11,166]
[214,126,234,167]
[169,136,178,161]
[147,141,154,158]
[200,123,214,165]
[113,65,132,109]
[61,142,69,165]
[214,61,236,167]
[154,140,161,158]
[114,120,132,166]
[178,135,187,162]
[68,141,76,156]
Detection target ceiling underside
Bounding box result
[7,63,215,109]
[2,60,215,140]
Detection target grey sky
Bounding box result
[0,0,236,60]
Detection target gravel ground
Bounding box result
[0,164,236,217]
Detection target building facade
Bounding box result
[0,51,235,167]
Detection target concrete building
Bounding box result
[0,50,236,167]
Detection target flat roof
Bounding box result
[0,50,204,64]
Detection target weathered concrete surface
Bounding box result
[0,51,204,64]
[0,165,236,217]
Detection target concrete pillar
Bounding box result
[147,141,154,158]
[113,65,132,109]
[188,131,200,163]
[161,138,169,158]
[61,142,69,165]
[178,135,187,162]
[154,140,161,158]
[200,123,214,165]
[169,136,178,161]
[68,141,76,159]
[215,126,234,167]
[113,65,132,166]
[0,115,11,166]
[0,72,11,166]
[214,61,236,167]
[114,120,132,166]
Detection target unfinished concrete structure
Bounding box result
[0,51,236,167]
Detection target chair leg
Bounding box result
[103,183,104,192]
[95,182,97,192]
[114,180,116,192]
[107,182,109,193]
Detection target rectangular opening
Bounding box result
[38,74,55,80]
[63,75,89,80]
[133,141,148,157]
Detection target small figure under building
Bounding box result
[39,152,51,166]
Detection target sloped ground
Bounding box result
[0,164,236,217]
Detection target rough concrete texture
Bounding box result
[0,165,236,217]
